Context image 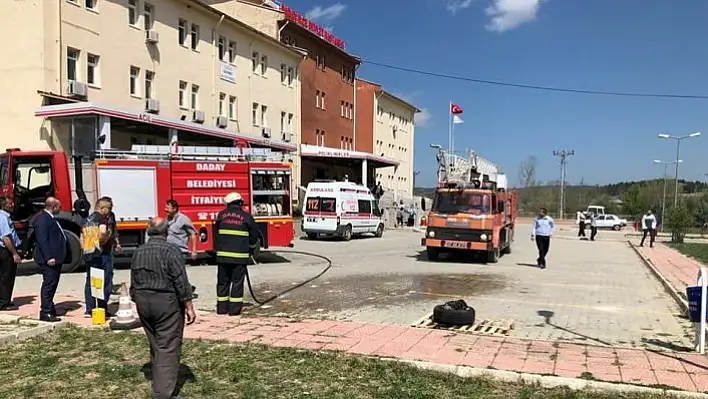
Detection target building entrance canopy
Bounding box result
[34,102,297,152]
[300,144,398,168]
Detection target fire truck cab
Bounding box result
[0,145,295,272]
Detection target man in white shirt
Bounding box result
[640,210,657,248]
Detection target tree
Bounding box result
[518,156,538,188]
[665,205,692,243]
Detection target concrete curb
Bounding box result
[384,358,708,398]
[0,314,67,345]
[628,240,689,313]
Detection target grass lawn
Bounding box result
[669,242,708,265]
[0,325,682,399]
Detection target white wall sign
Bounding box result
[220,62,236,83]
[186,179,236,188]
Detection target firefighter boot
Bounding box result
[228,265,247,316]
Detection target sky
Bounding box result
[286,0,708,188]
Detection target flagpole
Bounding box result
[448,101,452,154]
[451,116,456,155]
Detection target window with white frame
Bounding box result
[251,52,259,74]
[287,113,293,132]
[85,0,96,10]
[190,23,199,50]
[315,90,320,108]
[260,105,267,126]
[144,3,154,30]
[349,104,354,120]
[145,70,154,99]
[190,84,199,110]
[280,112,286,134]
[179,81,187,108]
[218,92,226,116]
[128,0,137,26]
[178,19,187,45]
[280,64,287,85]
[129,66,139,96]
[320,92,325,109]
[228,96,237,120]
[67,47,79,81]
[252,102,258,126]
[228,41,236,63]
[340,101,344,117]
[86,53,99,85]
[286,66,294,87]
[260,55,268,77]
[218,36,226,61]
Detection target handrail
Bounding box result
[698,267,707,354]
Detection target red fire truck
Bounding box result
[0,145,295,272]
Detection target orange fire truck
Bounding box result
[0,144,295,272]
[421,148,517,263]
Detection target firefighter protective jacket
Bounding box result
[213,204,259,264]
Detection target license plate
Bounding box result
[444,240,468,249]
[307,217,316,222]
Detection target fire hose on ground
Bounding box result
[245,250,333,309]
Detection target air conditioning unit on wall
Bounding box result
[145,99,160,113]
[262,127,271,138]
[192,110,205,123]
[67,81,87,98]
[282,131,292,142]
[146,30,159,44]
[216,116,228,128]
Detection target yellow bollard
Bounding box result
[92,308,106,325]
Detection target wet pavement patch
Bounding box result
[248,273,507,317]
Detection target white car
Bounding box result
[591,214,627,230]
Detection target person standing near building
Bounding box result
[213,192,259,316]
[530,207,555,269]
[0,196,21,312]
[81,198,114,318]
[99,197,122,296]
[164,199,198,261]
[639,210,657,248]
[31,197,67,322]
[130,217,196,399]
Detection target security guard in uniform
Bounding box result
[213,192,259,316]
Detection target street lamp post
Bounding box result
[654,159,683,232]
[658,132,701,206]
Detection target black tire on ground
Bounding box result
[307,232,318,240]
[612,225,621,231]
[62,230,83,273]
[487,248,500,263]
[433,303,476,326]
[375,224,384,238]
[342,225,353,241]
[501,243,512,255]
[426,246,439,261]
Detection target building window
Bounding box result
[229,96,237,120]
[218,92,226,116]
[349,104,354,120]
[144,3,154,30]
[315,90,320,108]
[252,103,259,126]
[260,55,268,77]
[320,92,325,109]
[228,41,236,63]
[280,64,287,85]
[315,129,325,146]
[218,36,226,61]
[190,84,199,109]
[86,53,98,85]
[251,52,259,74]
[280,112,286,134]
[129,66,139,96]
[287,66,294,87]
[282,35,290,45]
[190,23,200,50]
[85,0,96,10]
[287,113,293,132]
[179,81,187,108]
[67,47,79,81]
[260,105,267,127]
[178,19,187,45]
[127,0,137,26]
[145,70,154,99]
[316,53,325,70]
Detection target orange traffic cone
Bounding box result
[109,283,141,330]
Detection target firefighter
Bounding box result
[213,192,259,316]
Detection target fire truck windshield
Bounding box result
[432,191,491,215]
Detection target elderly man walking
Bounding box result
[131,217,196,399]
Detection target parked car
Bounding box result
[591,214,627,230]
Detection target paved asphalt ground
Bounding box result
[11,223,694,351]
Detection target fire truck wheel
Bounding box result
[375,224,384,238]
[61,230,83,273]
[426,247,440,261]
[486,248,500,264]
[502,243,512,254]
[307,233,318,240]
[342,225,353,241]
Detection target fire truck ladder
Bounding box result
[434,148,501,187]
[95,144,293,163]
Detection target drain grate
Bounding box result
[411,314,515,336]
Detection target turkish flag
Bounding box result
[450,103,463,114]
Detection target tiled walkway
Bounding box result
[5,291,708,392]
[632,242,704,300]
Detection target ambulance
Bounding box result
[302,181,384,241]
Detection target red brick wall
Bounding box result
[354,79,377,153]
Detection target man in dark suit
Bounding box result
[31,197,67,322]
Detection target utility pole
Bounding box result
[654,160,682,232]
[553,150,575,220]
[658,132,701,206]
